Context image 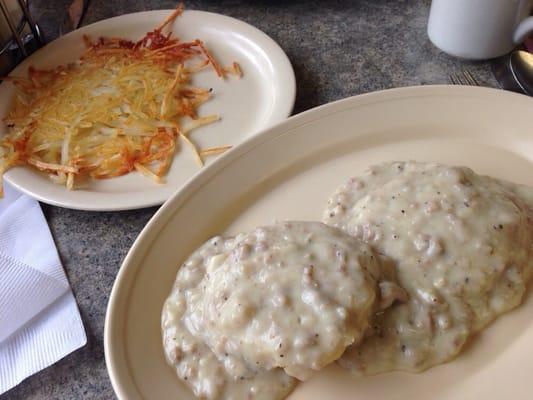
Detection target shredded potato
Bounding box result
[0,4,239,195]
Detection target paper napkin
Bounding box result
[0,183,86,394]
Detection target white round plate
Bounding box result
[0,10,295,210]
[105,86,533,400]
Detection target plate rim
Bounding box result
[1,9,296,211]
[103,85,533,399]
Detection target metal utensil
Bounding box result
[0,0,43,76]
[449,69,480,86]
[59,0,88,36]
[492,50,533,96]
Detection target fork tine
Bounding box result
[450,70,480,86]
[463,69,480,86]
[450,73,460,85]
[458,75,466,85]
[456,72,468,85]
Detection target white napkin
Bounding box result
[0,183,86,394]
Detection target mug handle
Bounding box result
[514,16,533,44]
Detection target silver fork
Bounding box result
[449,69,480,86]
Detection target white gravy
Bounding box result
[162,238,295,400]
[324,161,533,374]
[162,221,399,398]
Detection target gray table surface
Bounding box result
[2,0,501,399]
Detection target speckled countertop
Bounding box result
[2,0,500,399]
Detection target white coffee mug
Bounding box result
[428,0,533,60]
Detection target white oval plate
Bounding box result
[0,10,295,210]
[105,86,533,400]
